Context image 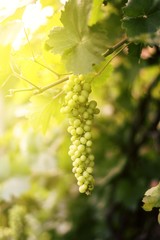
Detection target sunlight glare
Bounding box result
[0,0,33,22]
[12,1,53,50]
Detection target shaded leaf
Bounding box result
[122,0,160,46]
[123,0,160,17]
[128,43,143,63]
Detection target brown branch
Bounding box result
[102,37,128,57]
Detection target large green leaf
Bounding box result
[45,0,107,74]
[123,0,160,17]
[122,0,160,46]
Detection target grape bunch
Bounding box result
[61,74,99,195]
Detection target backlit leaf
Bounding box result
[88,0,104,26]
[45,0,107,74]
[27,94,57,134]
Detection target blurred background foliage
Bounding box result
[0,0,160,239]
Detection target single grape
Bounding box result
[76,127,84,135]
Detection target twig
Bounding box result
[53,90,64,99]
[8,87,34,95]
[102,37,128,57]
[95,43,130,77]
[10,60,40,90]
[8,76,69,96]
[33,76,69,95]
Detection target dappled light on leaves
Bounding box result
[0,0,160,239]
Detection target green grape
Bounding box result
[80,137,87,144]
[72,109,79,116]
[74,84,81,92]
[78,95,87,103]
[78,144,85,152]
[80,155,86,161]
[84,132,92,140]
[86,140,92,147]
[84,125,91,132]
[74,139,80,146]
[79,184,87,193]
[94,108,100,114]
[86,120,92,125]
[76,127,84,135]
[89,100,97,109]
[73,119,81,127]
[61,74,100,195]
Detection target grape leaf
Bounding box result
[123,0,160,17]
[45,0,107,74]
[128,43,143,63]
[88,0,104,26]
[27,94,57,134]
[142,183,160,212]
[122,0,160,46]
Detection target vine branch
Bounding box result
[102,37,128,57]
[8,76,69,96]
[33,76,69,95]
[8,36,129,96]
[96,42,130,77]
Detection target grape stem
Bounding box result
[8,34,129,96]
[7,76,69,96]
[8,28,71,96]
[33,76,69,95]
[96,42,130,77]
[102,36,128,57]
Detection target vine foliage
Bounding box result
[0,0,160,238]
